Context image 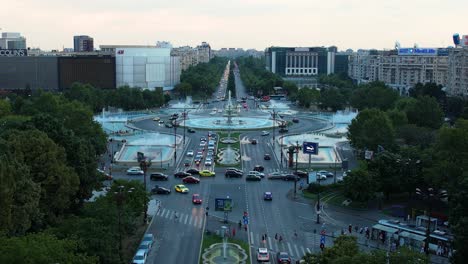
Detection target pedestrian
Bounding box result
[232,228,236,237]
[354,225,358,233]
[348,224,352,233]
[244,225,247,232]
[294,230,298,239]
[261,235,264,241]
[341,229,345,235]
[279,235,283,243]
[275,233,278,240]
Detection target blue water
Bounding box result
[183,116,276,130]
[119,145,173,162]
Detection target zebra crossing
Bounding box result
[155,208,204,229]
[250,232,312,259]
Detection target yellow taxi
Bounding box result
[199,170,215,177]
[174,184,189,193]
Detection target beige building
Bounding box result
[447,47,468,97]
[171,42,211,71]
[349,48,449,95]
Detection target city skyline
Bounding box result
[1,0,466,51]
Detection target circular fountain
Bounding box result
[202,226,248,264]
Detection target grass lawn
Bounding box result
[217,132,241,150]
[199,233,250,264]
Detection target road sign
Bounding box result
[215,198,233,211]
[243,217,249,225]
[303,142,319,155]
[320,235,326,244]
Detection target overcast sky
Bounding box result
[1,0,466,51]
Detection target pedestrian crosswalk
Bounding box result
[154,208,204,229]
[249,232,312,259]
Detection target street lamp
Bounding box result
[138,152,151,224]
[114,185,135,261]
[415,187,448,255]
[173,122,178,166]
[294,141,300,199]
[280,136,284,168]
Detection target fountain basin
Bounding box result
[181,116,278,130]
[202,243,248,264]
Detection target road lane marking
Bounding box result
[306,248,311,253]
[294,244,300,258]
[295,202,309,206]
[188,216,193,226]
[198,217,203,228]
[287,242,293,256]
[268,237,272,250]
[250,232,254,245]
[183,214,188,224]
[194,217,199,227]
[300,246,306,256]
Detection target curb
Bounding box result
[197,212,208,264]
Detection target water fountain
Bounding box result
[201,226,248,264]
[217,91,240,165]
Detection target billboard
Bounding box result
[398,48,437,56]
[303,142,319,155]
[0,49,27,57]
[215,198,232,211]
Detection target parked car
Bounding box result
[127,167,144,175]
[188,128,196,133]
[138,241,152,255]
[276,252,291,263]
[151,186,171,194]
[253,165,265,172]
[246,174,262,181]
[293,170,308,178]
[263,192,273,201]
[132,249,147,264]
[225,170,243,178]
[251,139,257,145]
[261,131,270,136]
[186,168,200,175]
[283,174,300,181]
[152,117,160,121]
[174,171,191,178]
[292,117,299,123]
[257,248,270,262]
[264,154,271,160]
[192,194,202,204]
[142,234,154,247]
[182,176,200,184]
[150,172,168,181]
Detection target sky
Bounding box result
[1,0,467,51]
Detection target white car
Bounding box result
[261,131,270,136]
[127,167,144,175]
[205,158,212,166]
[187,150,194,157]
[132,249,147,264]
[248,171,265,178]
[257,247,270,262]
[317,173,327,181]
[199,141,207,147]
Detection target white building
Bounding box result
[114,47,180,91]
[0,32,26,49]
[447,47,468,97]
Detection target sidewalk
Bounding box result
[204,214,249,243]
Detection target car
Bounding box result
[225,170,243,178]
[246,174,262,181]
[152,117,160,121]
[150,172,168,181]
[276,252,291,263]
[142,234,154,247]
[97,169,112,180]
[174,171,191,178]
[165,123,173,128]
[204,158,213,166]
[279,128,289,133]
[264,154,271,160]
[182,176,200,184]
[207,150,215,156]
[192,194,202,204]
[257,247,270,262]
[293,170,308,178]
[267,172,286,180]
[187,150,194,156]
[251,139,257,145]
[292,117,299,123]
[343,170,351,177]
[317,173,327,181]
[200,170,215,177]
[132,249,147,264]
[326,172,334,178]
[253,165,265,172]
[200,137,207,141]
[188,128,196,133]
[175,184,189,193]
[169,115,177,120]
[283,174,300,181]
[336,176,344,182]
[151,185,171,194]
[261,131,270,136]
[159,120,164,124]
[199,141,207,147]
[138,240,152,255]
[226,167,243,173]
[127,167,144,175]
[263,192,272,201]
[186,168,200,175]
[184,159,191,167]
[249,171,265,178]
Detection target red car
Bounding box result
[192,194,202,204]
[182,176,200,184]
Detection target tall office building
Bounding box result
[73,35,94,52]
[0,32,26,49]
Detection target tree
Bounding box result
[282,81,298,98]
[350,82,400,111]
[368,151,402,200]
[320,87,345,111]
[404,96,444,129]
[347,109,396,152]
[296,88,319,108]
[343,168,376,202]
[174,82,192,98]
[409,82,446,103]
[0,99,11,118]
[0,233,97,264]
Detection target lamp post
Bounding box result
[183,106,186,145]
[333,148,338,184]
[415,187,448,255]
[271,110,276,150]
[294,141,300,199]
[114,185,135,261]
[173,122,178,166]
[280,136,284,168]
[138,152,150,224]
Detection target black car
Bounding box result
[293,170,308,178]
[264,154,271,160]
[186,168,200,175]
[283,174,300,181]
[251,139,257,145]
[151,186,171,194]
[150,173,168,181]
[253,165,265,172]
[246,174,262,181]
[174,171,191,178]
[279,128,288,133]
[292,118,299,123]
[276,252,291,263]
[326,172,334,178]
[165,123,173,128]
[225,170,243,178]
[188,128,196,133]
